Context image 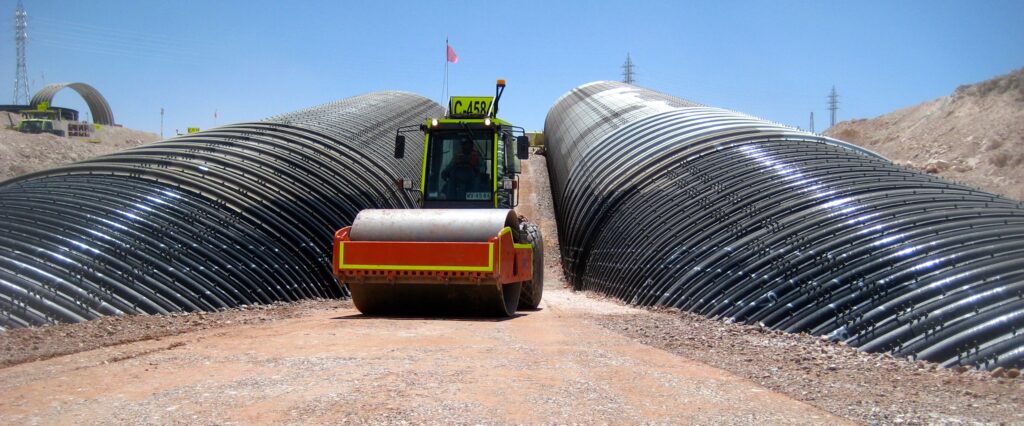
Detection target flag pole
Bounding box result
[443,37,449,111]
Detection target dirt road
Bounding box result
[0,287,848,425]
[0,156,846,425]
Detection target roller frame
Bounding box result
[332,225,534,287]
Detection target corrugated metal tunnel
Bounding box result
[0,92,443,329]
[544,81,1024,370]
[30,82,116,126]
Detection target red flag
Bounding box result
[447,44,458,64]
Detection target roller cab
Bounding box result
[331,80,544,317]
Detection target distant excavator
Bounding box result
[333,80,543,316]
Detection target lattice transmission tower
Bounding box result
[828,85,840,128]
[12,0,29,104]
[622,53,636,85]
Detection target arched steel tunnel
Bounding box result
[31,82,116,126]
[0,92,443,328]
[544,81,1024,370]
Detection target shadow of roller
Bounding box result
[350,282,522,317]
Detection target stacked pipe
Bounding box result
[544,81,1024,369]
[0,92,443,329]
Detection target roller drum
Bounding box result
[349,209,520,242]
[344,208,528,317]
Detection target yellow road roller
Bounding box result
[332,80,543,316]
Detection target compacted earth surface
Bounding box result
[0,157,1020,425]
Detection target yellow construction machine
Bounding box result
[332,80,543,316]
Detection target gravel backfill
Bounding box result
[589,304,1024,424]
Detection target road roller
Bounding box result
[332,80,543,316]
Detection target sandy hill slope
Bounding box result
[826,68,1024,200]
[0,112,160,182]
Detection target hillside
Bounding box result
[826,68,1024,200]
[0,112,160,182]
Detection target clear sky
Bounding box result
[2,0,1022,136]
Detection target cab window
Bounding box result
[425,130,493,201]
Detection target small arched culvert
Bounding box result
[30,82,116,125]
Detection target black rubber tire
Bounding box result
[518,221,544,310]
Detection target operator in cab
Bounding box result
[442,139,484,198]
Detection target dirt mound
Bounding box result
[826,68,1024,200]
[0,112,160,183]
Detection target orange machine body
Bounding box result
[332,226,533,286]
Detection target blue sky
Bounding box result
[1,0,1022,136]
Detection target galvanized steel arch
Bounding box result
[544,81,1024,370]
[30,82,115,125]
[0,91,443,329]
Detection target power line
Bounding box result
[12,0,28,104]
[31,24,210,59]
[622,53,635,85]
[26,16,214,66]
[32,16,204,47]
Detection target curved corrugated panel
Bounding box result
[544,81,1024,370]
[30,82,116,125]
[0,92,443,328]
